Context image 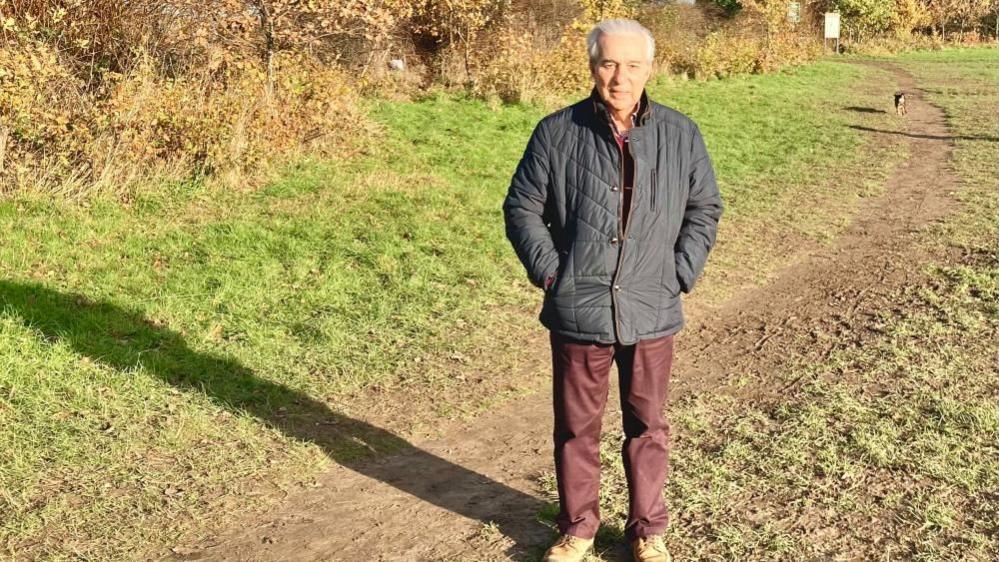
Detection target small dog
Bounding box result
[894,92,907,116]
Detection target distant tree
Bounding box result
[832,0,895,37]
[922,0,990,39]
[407,0,511,85]
[953,0,994,37]
[890,0,932,36]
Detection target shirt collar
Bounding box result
[590,87,651,136]
[611,105,640,140]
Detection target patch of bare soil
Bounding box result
[157,61,958,562]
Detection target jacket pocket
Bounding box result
[662,256,682,296]
[546,249,570,296]
[650,167,658,213]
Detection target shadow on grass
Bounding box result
[843,106,888,114]
[848,124,999,142]
[0,280,549,560]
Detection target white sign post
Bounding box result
[824,13,841,53]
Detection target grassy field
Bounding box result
[0,57,918,559]
[538,47,998,561]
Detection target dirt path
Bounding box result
[162,61,958,562]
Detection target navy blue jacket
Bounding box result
[503,88,723,344]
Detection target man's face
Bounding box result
[591,32,652,115]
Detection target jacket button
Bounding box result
[611,186,619,192]
[613,285,621,291]
[610,237,618,244]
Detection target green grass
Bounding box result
[0,58,916,559]
[652,62,911,299]
[536,47,998,561]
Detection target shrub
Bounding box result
[695,32,762,78]
[0,0,377,196]
[845,32,945,55]
[0,0,991,198]
[459,0,636,104]
[643,3,722,77]
[0,38,365,195]
[0,39,100,193]
[757,32,823,73]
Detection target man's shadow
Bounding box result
[0,280,550,559]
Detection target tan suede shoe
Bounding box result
[542,534,594,562]
[631,534,671,562]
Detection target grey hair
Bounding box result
[586,19,655,67]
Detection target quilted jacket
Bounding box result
[503,88,723,345]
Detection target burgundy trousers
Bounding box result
[550,330,675,542]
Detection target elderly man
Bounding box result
[502,18,723,562]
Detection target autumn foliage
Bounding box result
[0,0,995,196]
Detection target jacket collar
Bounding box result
[590,87,652,129]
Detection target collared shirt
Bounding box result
[609,104,639,234]
[608,104,640,143]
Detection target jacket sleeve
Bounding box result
[674,123,723,293]
[503,121,559,289]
